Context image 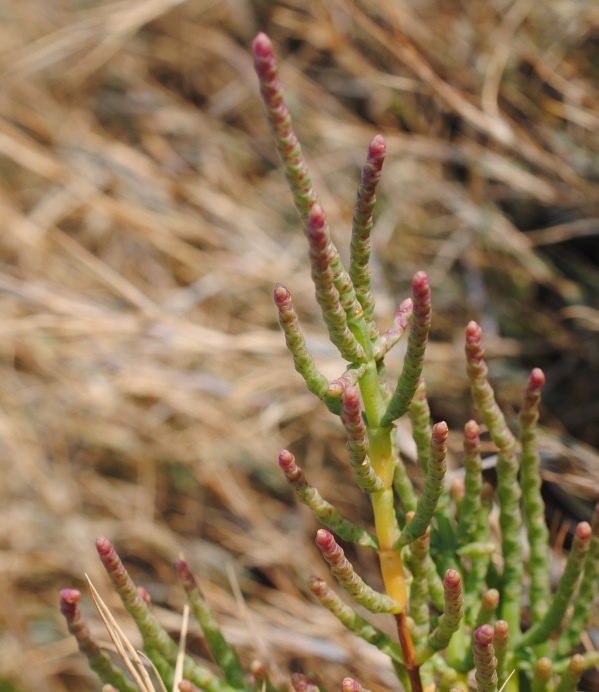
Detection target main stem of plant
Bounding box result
[359,361,423,692]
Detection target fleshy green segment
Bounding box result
[417,569,464,662]
[252,33,316,225]
[327,363,367,398]
[315,529,401,613]
[556,501,599,657]
[278,449,378,548]
[457,420,483,548]
[307,575,404,665]
[531,658,553,692]
[398,421,448,546]
[175,560,248,691]
[472,625,498,692]
[307,204,367,363]
[408,378,433,475]
[254,33,370,362]
[374,298,413,360]
[492,620,510,688]
[408,527,433,645]
[59,589,138,692]
[518,522,591,649]
[519,368,551,624]
[465,322,523,637]
[381,271,431,426]
[459,421,494,625]
[350,134,386,338]
[341,387,384,493]
[273,283,341,415]
[555,654,585,692]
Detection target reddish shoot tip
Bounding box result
[465,321,482,342]
[252,33,273,60]
[575,521,592,541]
[278,449,294,468]
[464,419,480,440]
[474,624,494,646]
[444,568,461,589]
[60,588,81,605]
[528,367,545,389]
[315,529,334,550]
[273,283,289,303]
[369,134,386,158]
[95,535,111,556]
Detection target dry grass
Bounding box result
[0,1,598,690]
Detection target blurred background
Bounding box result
[0,0,598,689]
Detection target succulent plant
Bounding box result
[60,32,599,692]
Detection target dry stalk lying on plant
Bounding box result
[61,32,599,692]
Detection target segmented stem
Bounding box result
[555,654,585,692]
[382,272,431,426]
[341,387,383,493]
[519,368,550,623]
[556,501,599,657]
[518,522,592,649]
[418,569,464,662]
[531,658,553,692]
[350,134,386,336]
[307,576,404,664]
[60,589,137,692]
[408,378,433,475]
[315,529,401,613]
[373,298,413,360]
[278,449,378,548]
[252,33,316,225]
[457,420,483,547]
[175,560,247,690]
[465,322,522,636]
[398,422,448,546]
[492,620,510,687]
[472,625,498,692]
[273,284,341,415]
[307,204,367,362]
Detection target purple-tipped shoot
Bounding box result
[278,449,378,548]
[273,283,338,413]
[473,625,498,691]
[382,271,431,426]
[398,421,448,546]
[519,521,592,649]
[60,589,137,692]
[252,32,316,223]
[341,386,383,493]
[419,568,464,659]
[315,529,401,613]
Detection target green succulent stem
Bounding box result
[519,368,551,625]
[518,522,591,649]
[278,449,378,548]
[465,322,523,638]
[472,625,498,692]
[175,560,248,690]
[307,576,404,665]
[60,589,138,692]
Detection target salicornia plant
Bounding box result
[61,32,599,692]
